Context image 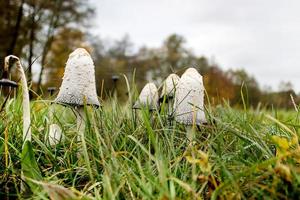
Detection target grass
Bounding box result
[1,89,300,199]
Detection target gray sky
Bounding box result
[92,0,300,92]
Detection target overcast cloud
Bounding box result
[92,0,300,91]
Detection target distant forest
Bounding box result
[0,0,298,109]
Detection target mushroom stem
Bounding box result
[76,107,86,143]
[186,126,195,143]
[5,56,31,142]
[168,98,174,119]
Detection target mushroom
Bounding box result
[174,68,207,129]
[2,56,43,192]
[133,82,159,126]
[46,102,64,147]
[47,124,64,146]
[55,48,100,143]
[0,60,18,110]
[47,87,57,96]
[160,73,180,101]
[133,82,159,111]
[159,73,180,116]
[45,86,64,146]
[3,55,32,142]
[3,56,31,191]
[0,79,18,88]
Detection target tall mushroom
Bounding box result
[133,82,159,111]
[174,68,206,128]
[55,48,100,143]
[4,55,32,142]
[2,56,42,192]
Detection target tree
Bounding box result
[42,27,89,89]
[204,66,235,105]
[278,81,293,92]
[0,0,94,94]
[0,0,28,73]
[226,69,261,106]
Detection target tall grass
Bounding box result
[1,88,300,199]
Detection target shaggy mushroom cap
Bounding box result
[183,68,203,83]
[174,68,206,125]
[133,82,159,110]
[160,73,180,99]
[55,48,100,107]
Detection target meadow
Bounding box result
[1,88,300,200]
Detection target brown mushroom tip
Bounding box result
[4,55,19,71]
[6,55,19,64]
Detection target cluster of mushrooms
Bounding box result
[133,67,207,127]
[0,48,207,148]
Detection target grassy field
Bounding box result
[1,91,300,199]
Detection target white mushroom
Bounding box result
[174,68,206,126]
[4,55,32,191]
[5,55,31,142]
[133,82,159,111]
[48,124,64,146]
[160,73,180,100]
[55,48,100,143]
[46,103,64,146]
[55,48,100,107]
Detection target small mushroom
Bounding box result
[160,73,180,102]
[111,75,120,96]
[47,124,64,146]
[133,82,159,111]
[0,79,18,88]
[159,73,180,117]
[46,87,64,147]
[47,87,57,96]
[46,102,64,146]
[55,48,100,143]
[0,57,18,102]
[174,68,206,127]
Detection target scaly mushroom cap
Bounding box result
[55,48,100,107]
[174,68,206,125]
[160,73,180,99]
[133,82,159,110]
[183,67,202,82]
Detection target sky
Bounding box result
[92,0,300,92]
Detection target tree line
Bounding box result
[0,0,298,109]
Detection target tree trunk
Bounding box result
[7,0,25,55]
[27,4,36,98]
[36,0,62,93]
